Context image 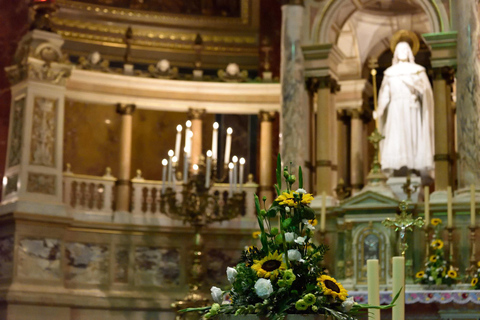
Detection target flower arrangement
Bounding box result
[415,218,459,286]
[471,261,480,289]
[183,155,396,320]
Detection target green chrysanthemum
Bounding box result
[295,299,308,311]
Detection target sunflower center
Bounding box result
[324,279,340,293]
[262,259,281,271]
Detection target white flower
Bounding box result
[226,267,237,284]
[211,286,223,304]
[288,249,302,262]
[285,232,296,243]
[341,297,355,312]
[423,274,428,278]
[426,268,430,272]
[302,219,315,230]
[429,276,434,281]
[296,188,307,194]
[254,278,273,299]
[294,236,307,245]
[285,207,291,213]
[477,268,480,273]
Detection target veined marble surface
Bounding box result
[18,238,60,280]
[280,5,309,172]
[65,242,109,284]
[134,247,180,286]
[456,0,480,187]
[0,236,14,279]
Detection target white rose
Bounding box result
[285,207,291,213]
[302,219,315,230]
[296,188,307,194]
[226,267,237,284]
[288,249,302,262]
[429,276,434,281]
[341,297,355,312]
[254,278,273,299]
[211,286,223,304]
[294,236,307,245]
[285,232,295,243]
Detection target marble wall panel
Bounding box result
[30,97,57,167]
[17,238,61,280]
[205,248,240,287]
[134,247,180,286]
[4,174,18,196]
[8,96,25,168]
[114,246,129,283]
[26,172,56,195]
[65,242,109,284]
[0,236,14,279]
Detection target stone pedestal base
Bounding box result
[430,190,448,203]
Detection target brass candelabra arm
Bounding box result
[210,161,229,184]
[446,227,455,264]
[465,226,478,279]
[423,224,432,264]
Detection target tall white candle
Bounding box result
[447,186,453,228]
[392,256,405,320]
[232,156,238,193]
[424,186,430,225]
[167,150,174,185]
[224,127,233,165]
[183,147,189,184]
[239,157,245,192]
[367,259,380,320]
[228,162,234,197]
[161,158,168,194]
[320,191,326,232]
[205,150,212,188]
[171,156,177,186]
[471,184,476,227]
[175,125,182,159]
[185,120,192,155]
[212,122,219,161]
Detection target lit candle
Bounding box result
[232,156,238,193]
[320,191,326,232]
[205,150,212,188]
[162,158,168,194]
[392,256,405,320]
[424,186,430,226]
[175,125,182,159]
[171,156,178,186]
[239,157,245,192]
[471,184,476,227]
[187,131,193,156]
[447,186,453,228]
[167,150,174,185]
[212,122,219,161]
[192,164,199,175]
[224,127,233,165]
[183,147,189,184]
[367,259,380,320]
[228,162,234,197]
[185,120,192,155]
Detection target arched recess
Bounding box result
[310,0,450,45]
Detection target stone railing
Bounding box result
[63,165,116,221]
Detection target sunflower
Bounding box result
[252,231,261,239]
[309,219,318,226]
[301,193,314,205]
[431,239,444,250]
[416,271,425,279]
[251,251,287,280]
[447,269,457,278]
[472,277,479,286]
[477,261,480,268]
[429,255,438,263]
[275,191,296,207]
[318,275,348,301]
[431,218,442,226]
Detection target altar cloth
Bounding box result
[349,290,480,305]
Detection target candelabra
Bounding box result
[163,156,245,315]
[465,226,478,279]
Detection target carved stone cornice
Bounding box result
[116,103,136,115]
[433,66,455,85]
[188,108,206,120]
[6,59,71,86]
[259,110,276,122]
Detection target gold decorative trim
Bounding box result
[57,0,250,26]
[390,29,420,56]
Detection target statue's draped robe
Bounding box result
[377,63,434,171]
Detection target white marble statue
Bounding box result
[377,41,434,171]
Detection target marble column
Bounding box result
[336,110,349,186]
[258,111,276,203]
[280,1,309,175]
[456,0,480,188]
[1,30,71,216]
[188,108,206,169]
[115,103,136,213]
[432,67,455,191]
[350,109,364,193]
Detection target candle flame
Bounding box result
[228,162,234,169]
[227,127,233,135]
[168,150,174,157]
[193,164,199,171]
[206,150,213,157]
[232,156,238,163]
[186,120,192,128]
[176,124,182,132]
[240,157,245,165]
[162,159,168,166]
[172,156,178,163]
[213,122,219,129]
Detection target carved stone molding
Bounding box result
[27,172,56,195]
[258,110,276,122]
[188,108,206,120]
[30,97,57,167]
[8,97,26,168]
[116,103,136,115]
[6,60,71,86]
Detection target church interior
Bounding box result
[0,0,480,319]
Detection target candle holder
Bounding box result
[423,224,431,264]
[446,226,455,264]
[465,226,478,279]
[162,156,245,315]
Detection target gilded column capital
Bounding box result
[433,66,455,85]
[348,109,363,119]
[258,110,276,122]
[116,103,136,115]
[188,108,206,120]
[336,109,350,123]
[306,76,340,94]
